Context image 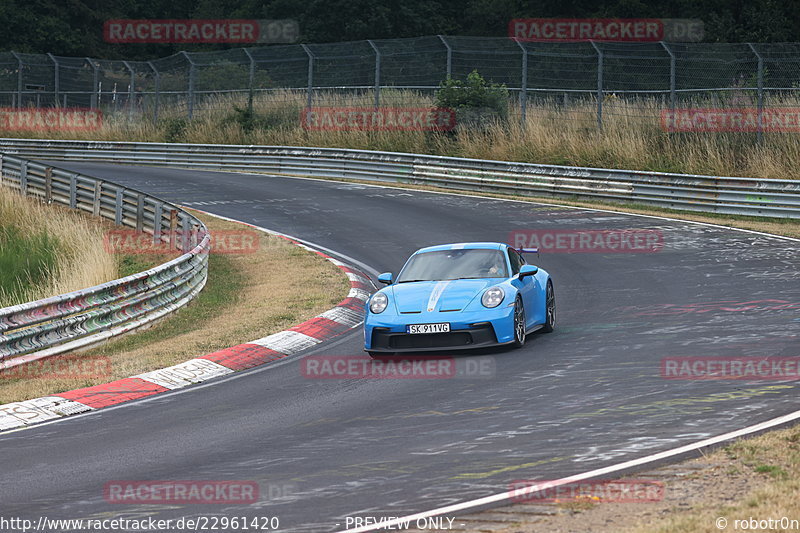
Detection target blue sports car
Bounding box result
[364,242,555,354]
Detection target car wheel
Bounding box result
[542,280,556,333]
[512,296,526,348]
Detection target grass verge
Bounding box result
[0,187,120,306]
[0,210,349,404]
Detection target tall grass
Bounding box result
[0,188,118,307]
[3,90,800,179]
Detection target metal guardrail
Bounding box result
[0,153,210,363]
[1,138,798,218]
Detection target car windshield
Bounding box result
[396,249,508,283]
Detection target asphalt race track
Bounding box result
[1,162,798,532]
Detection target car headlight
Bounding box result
[481,287,505,308]
[370,292,388,314]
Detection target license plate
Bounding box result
[407,323,450,334]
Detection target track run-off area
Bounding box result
[1,161,798,532]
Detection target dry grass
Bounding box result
[0,187,118,306]
[0,211,349,404]
[5,90,800,180]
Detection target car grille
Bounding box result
[371,324,497,351]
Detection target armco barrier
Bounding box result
[0,138,798,218]
[0,154,210,363]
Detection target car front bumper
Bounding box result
[364,305,516,352]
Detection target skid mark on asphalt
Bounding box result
[570,384,796,419]
[450,457,568,480]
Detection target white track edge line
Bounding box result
[338,408,800,533]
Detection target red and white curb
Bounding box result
[0,235,372,432]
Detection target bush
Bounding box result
[435,70,509,127]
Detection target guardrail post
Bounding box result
[20,160,28,196]
[115,189,124,225]
[514,39,528,127]
[153,202,163,244]
[589,41,603,131]
[11,52,23,109]
[301,44,315,110]
[181,51,196,119]
[0,154,4,186]
[244,48,256,115]
[93,181,101,217]
[69,174,77,208]
[367,40,381,109]
[148,61,160,123]
[748,43,764,143]
[660,42,676,117]
[181,216,191,253]
[437,35,452,78]
[136,194,144,232]
[169,208,178,250]
[47,53,59,107]
[45,167,53,204]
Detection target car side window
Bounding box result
[507,249,522,275]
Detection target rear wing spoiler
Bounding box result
[518,247,539,254]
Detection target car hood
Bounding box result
[389,279,500,313]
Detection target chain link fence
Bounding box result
[1,36,800,134]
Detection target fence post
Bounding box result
[11,52,22,109]
[86,58,99,109]
[748,43,764,143]
[148,61,160,123]
[243,48,256,114]
[122,60,135,121]
[181,51,196,119]
[659,42,676,116]
[367,40,381,108]
[514,39,528,127]
[301,44,314,110]
[47,53,60,107]
[589,41,603,131]
[437,35,452,78]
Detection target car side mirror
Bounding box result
[519,265,539,278]
[377,272,393,284]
